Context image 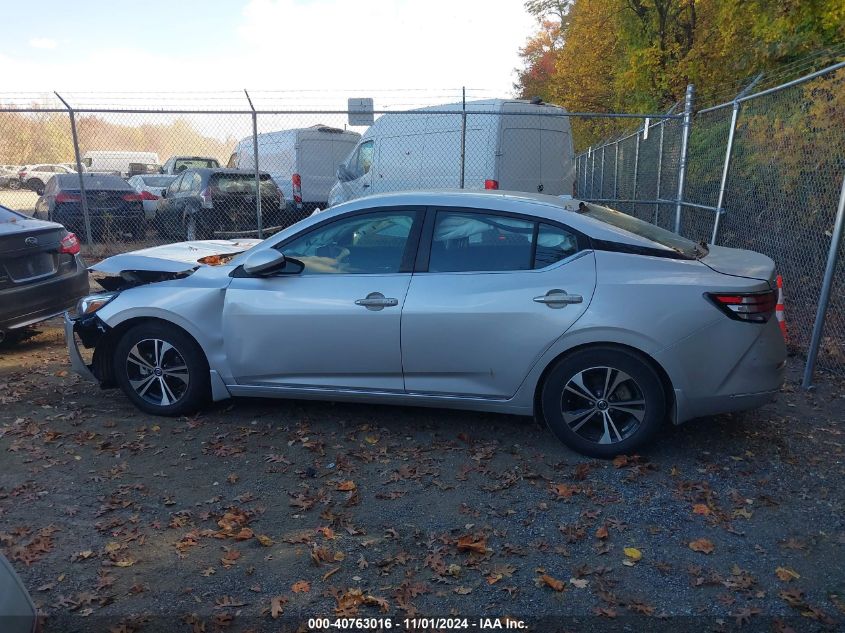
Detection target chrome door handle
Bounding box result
[533,290,583,308]
[355,292,398,311]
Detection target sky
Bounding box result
[0,0,536,109]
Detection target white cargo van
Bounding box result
[229,125,360,215]
[327,99,575,207]
[82,151,160,177]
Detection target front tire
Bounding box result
[113,322,209,416]
[540,347,666,458]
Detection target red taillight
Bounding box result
[707,291,777,323]
[55,192,81,203]
[122,193,143,202]
[484,179,499,190]
[58,232,81,255]
[18,170,26,178]
[139,190,159,200]
[292,173,303,208]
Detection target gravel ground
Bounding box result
[1,323,844,633]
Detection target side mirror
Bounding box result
[160,189,167,199]
[242,249,288,276]
[336,164,354,182]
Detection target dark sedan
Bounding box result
[0,205,89,343]
[156,168,286,240]
[33,173,145,241]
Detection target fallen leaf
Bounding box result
[775,567,800,582]
[624,547,642,561]
[336,481,357,491]
[688,539,715,554]
[234,527,254,541]
[256,534,274,547]
[612,455,629,468]
[595,525,609,540]
[692,504,711,516]
[569,578,589,589]
[550,483,579,499]
[291,580,311,593]
[270,595,287,619]
[454,586,473,595]
[537,574,565,592]
[457,535,488,554]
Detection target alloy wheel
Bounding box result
[560,366,646,445]
[125,338,190,407]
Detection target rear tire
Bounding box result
[540,346,666,458]
[113,322,209,416]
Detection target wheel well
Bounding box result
[532,342,675,422]
[94,316,209,386]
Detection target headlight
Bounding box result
[76,292,119,316]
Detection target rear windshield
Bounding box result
[210,173,278,195]
[0,205,23,222]
[583,204,704,258]
[56,174,132,190]
[141,175,177,187]
[175,158,220,170]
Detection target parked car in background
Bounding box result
[66,191,786,457]
[82,151,160,177]
[160,155,220,175]
[230,125,360,217]
[0,167,22,190]
[0,552,37,633]
[328,99,576,207]
[33,173,145,241]
[127,174,178,220]
[1,204,88,343]
[19,163,77,195]
[156,168,286,240]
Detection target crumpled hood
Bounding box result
[90,239,261,275]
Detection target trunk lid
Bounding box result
[699,245,776,285]
[0,216,67,287]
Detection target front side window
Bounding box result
[280,210,418,275]
[429,211,535,273]
[346,140,374,179]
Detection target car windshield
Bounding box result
[56,174,132,190]
[582,203,706,258]
[141,176,177,187]
[210,173,279,195]
[175,158,219,170]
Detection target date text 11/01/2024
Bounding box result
[307,617,528,630]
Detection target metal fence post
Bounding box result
[674,84,695,234]
[590,146,596,198]
[244,90,263,239]
[632,129,641,210]
[584,147,590,198]
[710,100,740,244]
[654,120,665,224]
[802,172,845,389]
[613,141,619,200]
[599,145,606,198]
[460,86,467,189]
[54,92,92,245]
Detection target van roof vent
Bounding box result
[530,96,544,105]
[312,124,344,134]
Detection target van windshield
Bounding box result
[583,204,706,258]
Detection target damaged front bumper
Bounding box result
[64,311,110,384]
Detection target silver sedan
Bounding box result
[66,191,786,457]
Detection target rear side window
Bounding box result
[429,212,535,272]
[428,212,581,273]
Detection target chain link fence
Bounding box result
[576,62,845,379]
[2,73,844,380]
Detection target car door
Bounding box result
[401,208,596,398]
[222,207,424,391]
[334,140,374,202]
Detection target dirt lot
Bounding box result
[1,323,844,633]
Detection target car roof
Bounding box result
[183,168,271,176]
[271,190,675,252]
